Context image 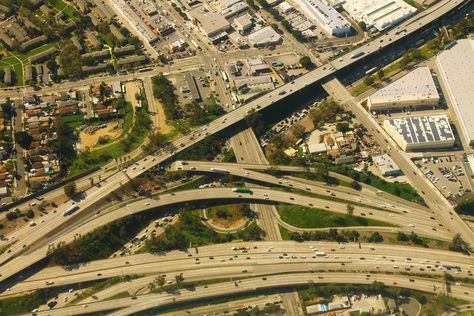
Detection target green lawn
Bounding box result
[47,0,81,21]
[61,114,85,129]
[277,204,393,229]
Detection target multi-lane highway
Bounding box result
[7,241,473,296]
[0,0,470,297]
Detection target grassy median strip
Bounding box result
[277,205,393,229]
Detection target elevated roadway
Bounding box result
[0,0,468,282]
[31,272,473,315]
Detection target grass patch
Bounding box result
[61,114,85,129]
[277,204,393,229]
[0,289,53,315]
[103,291,130,301]
[68,275,141,305]
[206,204,248,228]
[279,225,291,240]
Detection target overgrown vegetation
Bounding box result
[143,210,265,253]
[47,214,150,265]
[0,289,54,315]
[455,197,474,215]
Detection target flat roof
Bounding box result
[343,0,416,31]
[385,114,454,144]
[369,67,439,105]
[189,7,230,36]
[248,26,281,46]
[373,154,401,173]
[292,0,350,33]
[436,39,474,144]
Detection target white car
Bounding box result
[144,202,150,206]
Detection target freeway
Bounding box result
[32,272,473,315]
[0,186,454,282]
[322,78,474,247]
[0,0,467,283]
[7,241,473,296]
[170,160,431,215]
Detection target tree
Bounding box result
[291,124,305,139]
[449,234,468,253]
[346,204,354,216]
[336,122,350,133]
[351,181,362,191]
[1,100,15,119]
[299,56,313,70]
[155,275,166,288]
[175,273,184,285]
[25,209,35,218]
[64,182,77,198]
[58,44,83,77]
[396,231,409,241]
[15,131,33,149]
[376,69,385,80]
[367,232,383,243]
[363,76,375,86]
[358,21,367,31]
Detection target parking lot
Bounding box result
[168,70,214,106]
[415,155,473,201]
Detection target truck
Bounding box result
[62,205,79,216]
[365,67,378,75]
[221,71,229,82]
[315,251,326,257]
[210,167,229,173]
[350,51,365,59]
[232,187,253,194]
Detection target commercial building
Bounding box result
[188,6,231,38]
[217,0,248,18]
[292,0,351,36]
[248,26,282,47]
[383,114,455,151]
[368,67,439,111]
[342,0,416,31]
[373,154,402,176]
[234,14,253,32]
[436,39,474,146]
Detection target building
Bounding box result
[436,39,474,146]
[3,67,11,85]
[116,55,147,66]
[383,115,455,151]
[292,0,351,36]
[109,24,125,42]
[279,1,294,14]
[343,0,416,31]
[368,67,439,110]
[19,35,47,52]
[185,73,202,102]
[373,154,402,176]
[217,0,248,18]
[248,26,282,47]
[188,6,231,38]
[234,14,253,32]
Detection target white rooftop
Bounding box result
[343,0,416,31]
[248,26,281,46]
[292,0,351,35]
[385,114,454,145]
[369,67,439,105]
[436,39,474,144]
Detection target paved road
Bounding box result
[31,272,473,315]
[0,0,467,284]
[322,78,474,247]
[171,160,431,215]
[8,241,473,296]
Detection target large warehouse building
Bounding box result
[342,0,416,31]
[383,114,455,151]
[293,0,351,36]
[368,67,439,111]
[436,38,474,147]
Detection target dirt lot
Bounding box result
[206,204,247,231]
[79,121,122,151]
[155,98,173,134]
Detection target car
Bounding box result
[144,202,150,206]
